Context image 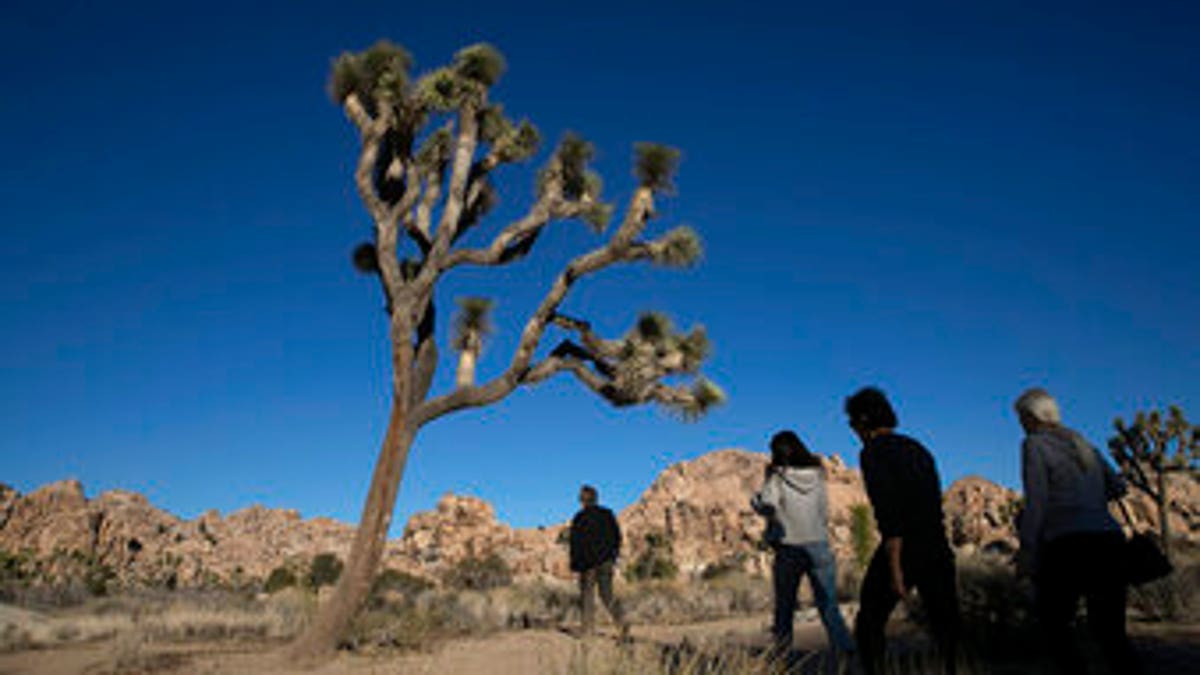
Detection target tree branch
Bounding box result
[414,239,651,425]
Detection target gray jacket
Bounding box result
[751,467,828,545]
[1019,426,1124,569]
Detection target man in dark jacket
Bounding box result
[569,484,628,637]
[847,387,960,675]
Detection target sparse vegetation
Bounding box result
[263,566,297,594]
[442,553,513,591]
[1109,405,1200,561]
[307,553,344,589]
[625,532,678,582]
[850,503,876,571]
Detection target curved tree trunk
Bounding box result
[287,398,415,661]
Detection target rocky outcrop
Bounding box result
[942,476,1020,555]
[2,449,1195,590]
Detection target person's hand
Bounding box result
[890,566,908,599]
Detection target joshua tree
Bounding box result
[452,297,493,388]
[1108,405,1200,561]
[288,41,722,660]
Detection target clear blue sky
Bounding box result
[2,1,1197,532]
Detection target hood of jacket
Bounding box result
[774,466,823,493]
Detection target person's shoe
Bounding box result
[617,622,632,644]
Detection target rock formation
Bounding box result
[1,448,1195,591]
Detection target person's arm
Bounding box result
[863,446,908,597]
[751,473,780,517]
[1018,437,1048,576]
[885,537,907,598]
[568,513,584,572]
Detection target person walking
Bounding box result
[569,484,629,639]
[752,430,857,659]
[846,387,960,675]
[1014,388,1141,674]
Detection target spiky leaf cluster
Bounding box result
[453,297,495,352]
[453,43,506,87]
[634,143,681,194]
[479,107,541,164]
[621,313,710,375]
[329,41,413,106]
[679,379,726,421]
[415,127,454,172]
[651,226,702,267]
[555,133,598,201]
[352,242,380,274]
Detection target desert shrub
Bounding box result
[373,568,433,596]
[850,503,876,571]
[625,532,678,582]
[442,553,513,591]
[307,553,344,589]
[952,553,1037,660]
[1128,558,1200,622]
[699,553,748,581]
[264,566,297,594]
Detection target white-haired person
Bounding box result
[1014,388,1141,674]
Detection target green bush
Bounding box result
[625,532,678,582]
[308,553,344,589]
[442,553,513,591]
[264,566,297,594]
[850,503,876,571]
[370,568,434,609]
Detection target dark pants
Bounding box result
[855,540,960,675]
[1035,531,1141,675]
[772,542,856,653]
[579,560,624,632]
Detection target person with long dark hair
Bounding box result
[752,430,856,658]
[1014,388,1141,674]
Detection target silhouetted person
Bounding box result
[752,430,856,659]
[1014,388,1141,675]
[847,387,960,675]
[569,484,628,638]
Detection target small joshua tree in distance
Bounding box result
[287,41,723,661]
[1109,405,1200,561]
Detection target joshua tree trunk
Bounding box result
[1156,457,1170,559]
[289,351,416,660]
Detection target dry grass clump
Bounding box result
[623,573,771,625]
[0,589,313,653]
[1128,545,1200,623]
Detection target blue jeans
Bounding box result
[772,541,856,653]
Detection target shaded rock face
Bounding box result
[3,450,1195,590]
[942,476,1020,555]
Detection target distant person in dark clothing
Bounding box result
[846,387,960,675]
[752,430,856,658]
[569,484,628,637]
[1014,388,1141,675]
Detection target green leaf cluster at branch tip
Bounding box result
[634,143,681,193]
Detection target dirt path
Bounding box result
[1,618,1196,674]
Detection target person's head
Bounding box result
[845,387,898,442]
[579,484,598,507]
[769,430,822,469]
[1013,388,1061,434]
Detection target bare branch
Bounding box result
[422,100,481,272]
[343,93,374,133]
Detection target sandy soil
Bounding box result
[0,617,1196,675]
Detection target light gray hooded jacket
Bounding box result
[751,467,828,546]
[1019,426,1125,570]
